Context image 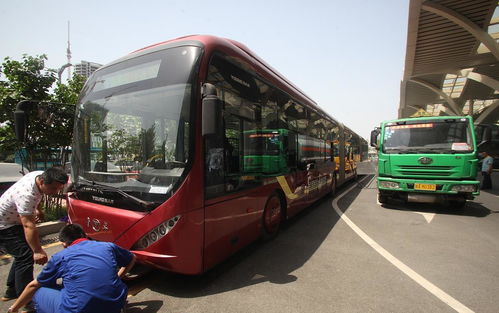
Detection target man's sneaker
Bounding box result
[1,286,17,301]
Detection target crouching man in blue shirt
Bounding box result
[8,224,136,313]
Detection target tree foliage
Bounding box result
[0,54,85,169]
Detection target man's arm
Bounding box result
[118,253,136,278]
[7,279,41,312]
[20,215,48,265]
[34,201,44,223]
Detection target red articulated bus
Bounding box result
[66,35,365,274]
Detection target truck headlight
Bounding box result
[379,181,400,189]
[451,185,476,192]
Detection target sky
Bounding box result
[0,0,409,141]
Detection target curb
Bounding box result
[37,221,66,237]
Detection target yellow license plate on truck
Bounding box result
[414,183,436,191]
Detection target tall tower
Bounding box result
[66,21,72,80]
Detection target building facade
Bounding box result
[74,61,102,79]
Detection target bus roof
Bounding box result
[132,35,318,106]
[94,34,356,139]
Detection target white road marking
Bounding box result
[413,211,436,223]
[332,177,474,313]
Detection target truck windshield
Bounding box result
[71,45,202,208]
[383,119,473,154]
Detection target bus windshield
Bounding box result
[71,45,202,208]
[383,119,473,154]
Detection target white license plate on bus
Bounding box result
[414,183,436,191]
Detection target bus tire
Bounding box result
[261,193,283,241]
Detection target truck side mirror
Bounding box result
[370,129,379,148]
[202,83,222,136]
[478,126,492,148]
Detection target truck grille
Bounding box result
[396,165,455,177]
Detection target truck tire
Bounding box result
[378,192,388,205]
[450,198,466,210]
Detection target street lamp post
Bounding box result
[57,63,72,84]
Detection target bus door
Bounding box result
[202,54,266,270]
[345,146,355,179]
[203,105,263,271]
[276,131,302,216]
[290,134,319,205]
[306,136,324,203]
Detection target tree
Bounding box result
[0,55,85,221]
[0,54,84,169]
[0,55,54,163]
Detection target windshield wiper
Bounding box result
[412,148,442,154]
[76,178,156,210]
[385,148,411,154]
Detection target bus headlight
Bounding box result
[132,215,181,250]
[379,181,400,189]
[451,185,476,192]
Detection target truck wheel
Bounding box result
[378,192,388,205]
[450,198,466,210]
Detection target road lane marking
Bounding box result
[333,177,474,313]
[413,211,436,223]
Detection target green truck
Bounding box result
[370,116,480,208]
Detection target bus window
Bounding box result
[286,131,298,168]
[206,53,265,193]
[260,83,278,129]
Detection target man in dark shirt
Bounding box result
[8,224,136,313]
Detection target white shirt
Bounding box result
[0,171,43,230]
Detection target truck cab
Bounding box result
[370,116,480,208]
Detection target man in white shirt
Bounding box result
[0,167,68,309]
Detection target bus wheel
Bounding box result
[262,193,283,240]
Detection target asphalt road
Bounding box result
[0,169,498,312]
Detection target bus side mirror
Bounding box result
[202,83,222,136]
[14,100,34,144]
[370,129,379,148]
[14,110,27,143]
